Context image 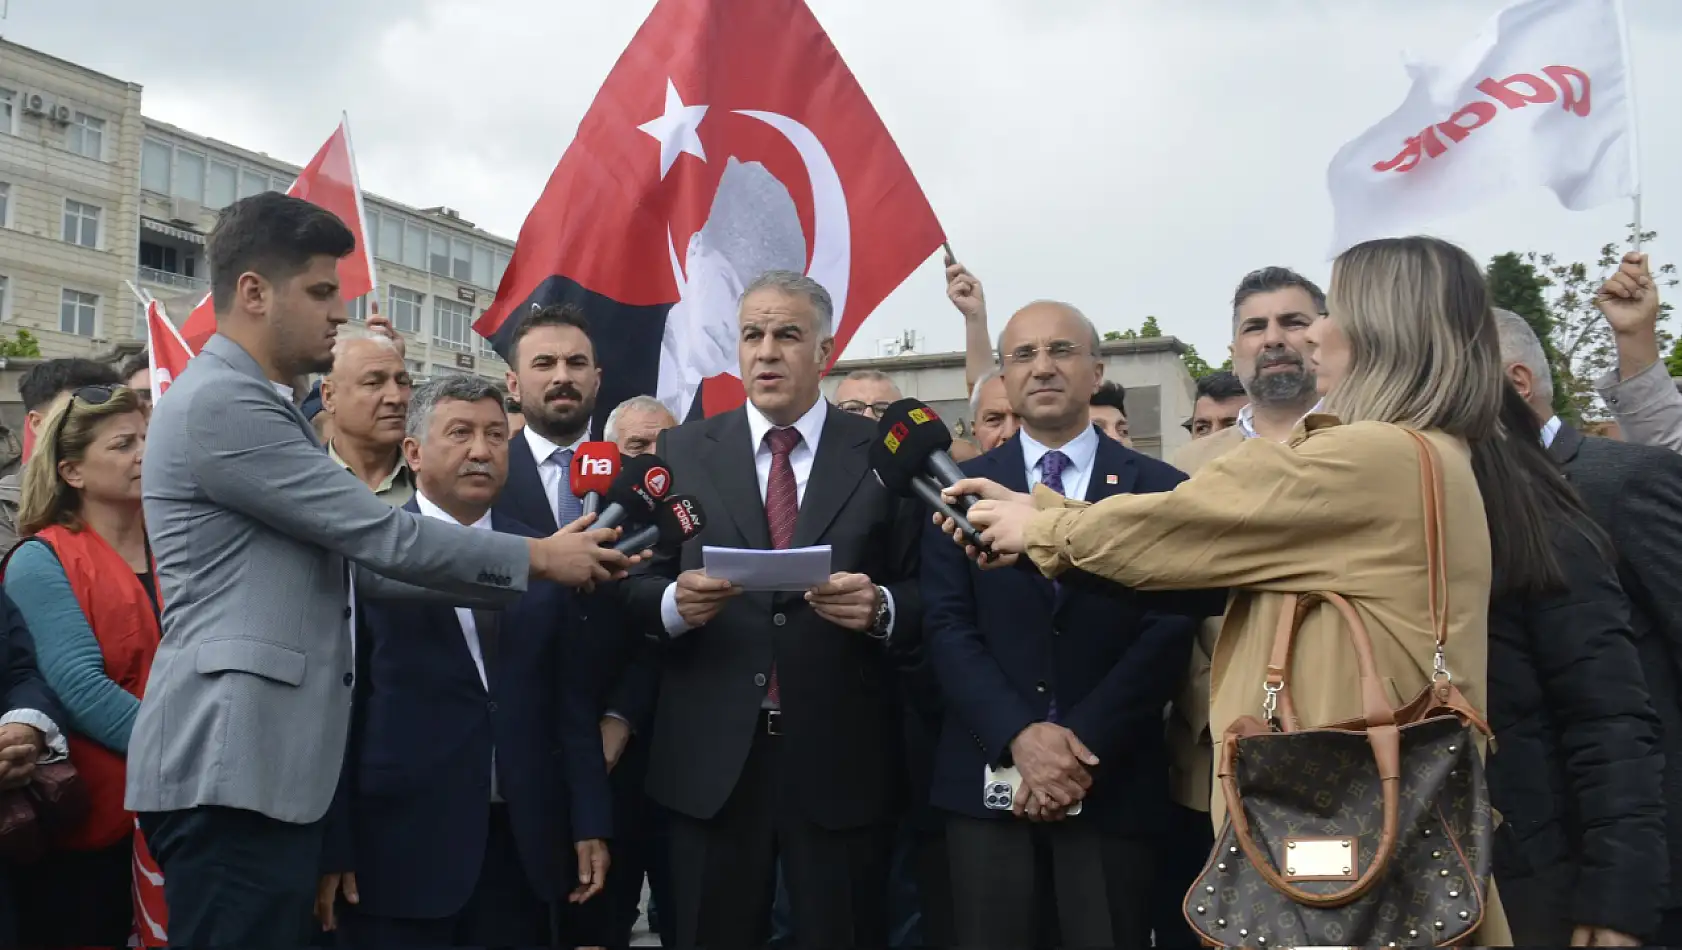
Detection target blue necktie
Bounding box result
[552,448,583,528]
[1037,450,1071,723]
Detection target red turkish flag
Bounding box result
[145,298,194,400]
[179,115,377,351]
[476,0,944,423]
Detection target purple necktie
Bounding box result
[1037,450,1071,722]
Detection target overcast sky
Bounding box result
[8,0,1678,362]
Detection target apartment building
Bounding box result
[0,36,515,383]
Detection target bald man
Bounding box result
[321,330,416,505]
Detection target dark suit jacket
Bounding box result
[326,506,610,918]
[0,590,65,737]
[1550,423,1682,910]
[922,434,1205,834]
[620,403,924,829]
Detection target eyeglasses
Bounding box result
[1005,341,1086,365]
[838,400,894,418]
[49,385,117,454]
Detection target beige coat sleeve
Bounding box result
[1023,419,1418,598]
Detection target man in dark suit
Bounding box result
[320,374,612,947]
[1498,310,1682,943]
[495,303,669,947]
[621,270,923,947]
[924,300,1204,947]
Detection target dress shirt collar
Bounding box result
[1540,415,1562,449]
[746,395,828,452]
[1237,399,1325,441]
[271,380,295,401]
[522,425,589,465]
[414,489,492,529]
[1019,423,1100,483]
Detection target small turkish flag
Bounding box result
[145,298,194,400]
[476,0,944,426]
[179,115,378,351]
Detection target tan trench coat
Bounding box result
[1022,416,1511,945]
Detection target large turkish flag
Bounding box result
[476,0,944,426]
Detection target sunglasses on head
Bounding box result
[49,385,118,453]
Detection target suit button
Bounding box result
[754,673,767,687]
[487,701,499,713]
[343,672,353,687]
[1035,681,1048,694]
[773,613,787,627]
[343,606,353,619]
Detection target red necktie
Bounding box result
[763,427,803,706]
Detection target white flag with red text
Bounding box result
[144,298,194,400]
[179,114,378,350]
[1326,0,1638,256]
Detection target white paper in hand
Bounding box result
[703,545,833,592]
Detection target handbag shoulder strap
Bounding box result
[1401,428,1452,688]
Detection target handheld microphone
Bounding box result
[568,442,620,518]
[613,494,706,555]
[869,399,991,553]
[595,454,674,532]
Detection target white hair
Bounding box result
[970,366,1004,419]
[604,394,676,442]
[1492,308,1554,407]
[330,327,399,364]
[740,270,835,338]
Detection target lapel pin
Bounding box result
[1105,474,1118,485]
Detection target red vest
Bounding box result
[20,526,160,850]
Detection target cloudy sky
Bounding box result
[9,0,1678,361]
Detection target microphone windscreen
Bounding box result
[603,454,673,517]
[869,398,955,496]
[569,441,620,498]
[652,494,706,552]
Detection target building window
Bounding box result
[67,113,104,160]
[429,231,451,278]
[271,176,292,194]
[207,160,237,209]
[478,320,499,360]
[141,138,173,193]
[451,238,472,282]
[403,223,426,271]
[238,169,266,200]
[376,213,401,264]
[471,246,492,289]
[0,276,9,321]
[60,289,98,336]
[388,286,424,334]
[347,297,367,322]
[175,149,206,203]
[433,297,473,352]
[493,252,510,290]
[62,199,101,248]
[0,182,9,228]
[0,88,15,135]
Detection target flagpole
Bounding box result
[340,111,382,312]
[1615,0,1642,251]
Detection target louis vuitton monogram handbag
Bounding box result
[1182,430,1495,948]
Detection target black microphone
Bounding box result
[613,494,706,554]
[869,399,991,553]
[595,454,673,532]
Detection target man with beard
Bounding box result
[322,329,415,506]
[1154,266,1324,947]
[494,303,663,947]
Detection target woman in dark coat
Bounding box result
[1474,383,1666,946]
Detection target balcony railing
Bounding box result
[138,266,208,293]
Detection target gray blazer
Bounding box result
[126,334,531,825]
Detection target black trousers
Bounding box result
[139,805,325,949]
[564,739,675,948]
[912,824,955,948]
[667,713,895,948]
[946,813,1153,949]
[341,805,548,949]
[13,839,134,945]
[1151,802,1215,948]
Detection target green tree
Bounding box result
[0,329,40,359]
[1494,225,1678,420]
[1103,316,1224,379]
[1486,251,1575,421]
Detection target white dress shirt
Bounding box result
[1019,424,1100,502]
[522,426,590,527]
[414,490,502,801]
[1235,399,1326,441]
[1540,415,1563,449]
[659,397,895,638]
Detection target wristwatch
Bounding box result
[866,585,892,640]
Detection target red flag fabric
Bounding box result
[145,298,195,399]
[475,0,943,424]
[179,116,377,351]
[132,818,168,947]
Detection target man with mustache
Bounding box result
[322,329,416,506]
[320,375,611,947]
[496,304,663,947]
[1157,266,1324,947]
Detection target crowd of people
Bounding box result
[0,188,1675,949]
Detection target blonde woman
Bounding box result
[1,384,154,946]
[942,236,1511,943]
